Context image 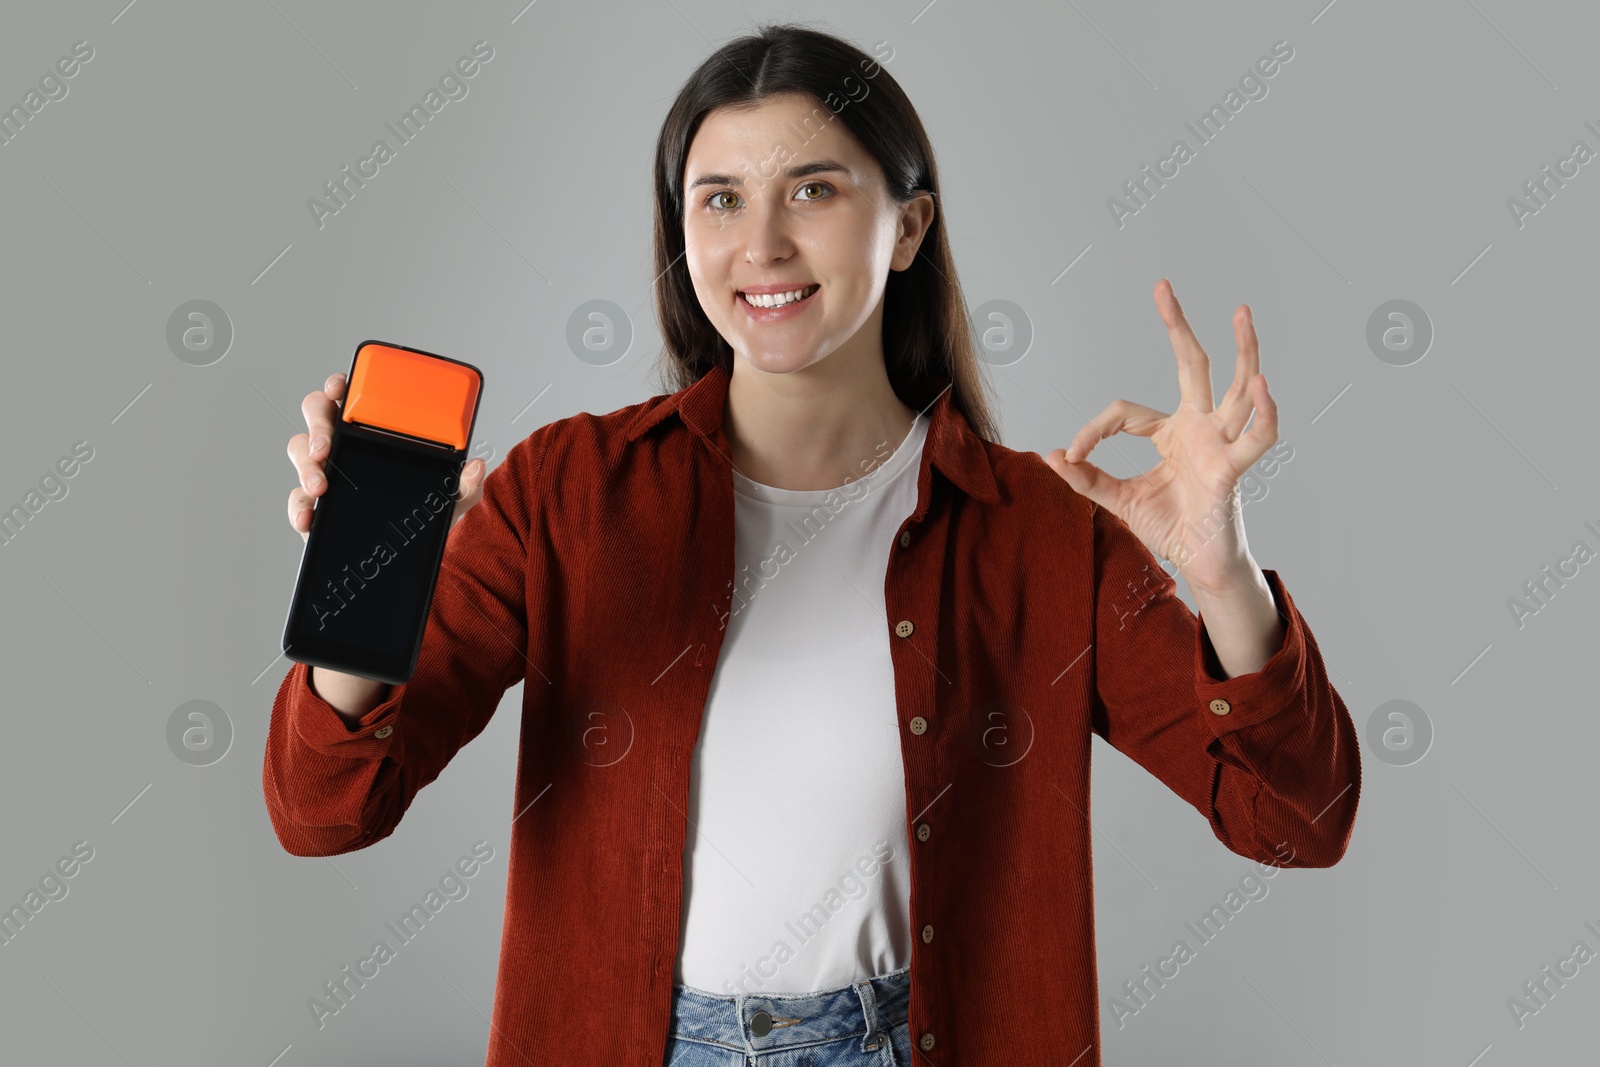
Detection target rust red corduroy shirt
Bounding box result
[263,361,1360,1065]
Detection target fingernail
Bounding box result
[307,473,323,491]
[310,436,327,455]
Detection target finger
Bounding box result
[325,371,347,403]
[455,458,486,503]
[287,486,317,538]
[1154,278,1214,412]
[1218,304,1261,441]
[1063,399,1169,462]
[301,386,340,464]
[1225,374,1279,471]
[1042,447,1127,513]
[450,459,488,525]
[286,433,328,496]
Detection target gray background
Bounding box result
[0,0,1594,1064]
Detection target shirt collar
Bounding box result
[624,362,1000,505]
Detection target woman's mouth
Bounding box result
[738,283,820,309]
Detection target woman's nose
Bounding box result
[740,200,795,263]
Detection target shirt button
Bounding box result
[751,1009,772,1036]
[899,530,911,548]
[1208,698,1232,716]
[916,822,931,842]
[909,716,928,735]
[921,924,934,943]
[919,1032,936,1051]
[373,725,393,738]
[894,619,915,638]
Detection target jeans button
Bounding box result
[751,1009,772,1036]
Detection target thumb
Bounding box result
[1041,448,1116,509]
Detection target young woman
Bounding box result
[268,22,1359,1067]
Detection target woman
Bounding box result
[267,22,1359,1067]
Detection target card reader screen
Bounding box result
[286,431,458,661]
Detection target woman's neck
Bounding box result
[723,355,919,492]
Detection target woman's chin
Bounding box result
[736,345,825,375]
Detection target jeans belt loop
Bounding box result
[855,979,885,1051]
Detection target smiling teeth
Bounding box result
[741,285,818,308]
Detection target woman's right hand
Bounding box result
[286,371,488,543]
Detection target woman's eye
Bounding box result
[702,183,833,212]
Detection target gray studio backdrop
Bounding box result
[1,0,1594,1064]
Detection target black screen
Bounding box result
[284,429,459,672]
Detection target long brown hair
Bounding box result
[649,21,1001,443]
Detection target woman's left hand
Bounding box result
[1043,279,1278,595]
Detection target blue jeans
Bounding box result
[664,965,914,1065]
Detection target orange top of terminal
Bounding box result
[341,342,479,449]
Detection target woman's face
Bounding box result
[681,92,930,376]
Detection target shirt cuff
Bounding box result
[1193,569,1307,738]
[287,660,406,759]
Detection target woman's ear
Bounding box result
[892,190,937,269]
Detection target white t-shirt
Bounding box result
[674,412,931,995]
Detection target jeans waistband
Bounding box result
[668,965,911,1055]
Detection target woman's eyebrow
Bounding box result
[687,160,850,191]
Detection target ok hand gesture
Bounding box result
[1044,279,1278,595]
